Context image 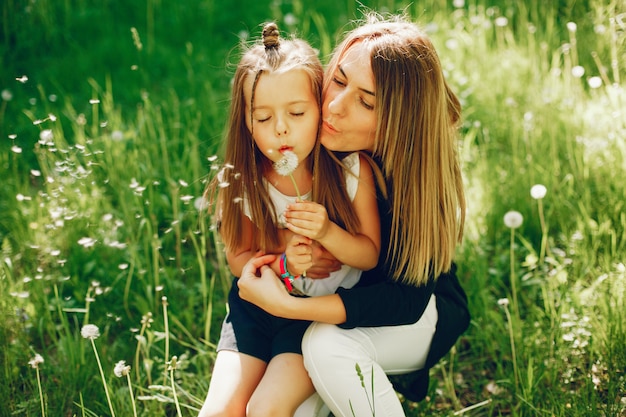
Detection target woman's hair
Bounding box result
[212,23,359,253]
[325,13,466,286]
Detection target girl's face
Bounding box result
[244,69,319,167]
[320,41,378,153]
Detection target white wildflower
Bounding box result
[1,89,12,101]
[497,298,510,307]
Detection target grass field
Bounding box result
[1,0,625,416]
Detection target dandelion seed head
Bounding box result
[49,94,57,102]
[39,129,53,142]
[530,184,547,199]
[571,66,585,78]
[273,151,299,176]
[9,134,17,139]
[89,99,100,105]
[453,0,464,8]
[114,360,131,377]
[29,98,37,105]
[495,16,508,27]
[284,13,297,26]
[588,76,602,89]
[110,130,124,141]
[503,210,523,229]
[11,145,22,153]
[1,89,12,101]
[29,353,44,369]
[194,196,209,211]
[81,324,100,339]
[16,75,28,83]
[497,298,509,306]
[566,22,577,32]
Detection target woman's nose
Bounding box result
[326,90,345,116]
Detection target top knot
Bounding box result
[262,22,280,49]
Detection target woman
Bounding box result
[237,13,470,417]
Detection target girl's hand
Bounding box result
[284,201,331,241]
[304,242,342,279]
[284,234,313,276]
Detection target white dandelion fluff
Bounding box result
[504,211,524,229]
[81,324,100,339]
[530,184,547,199]
[114,360,131,377]
[29,353,44,369]
[273,150,299,176]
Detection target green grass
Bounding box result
[1,0,625,416]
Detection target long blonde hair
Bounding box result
[325,14,466,286]
[211,23,359,253]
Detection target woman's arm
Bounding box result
[284,155,380,270]
[237,254,348,324]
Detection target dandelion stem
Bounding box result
[509,228,520,319]
[36,367,46,417]
[126,373,138,417]
[90,338,116,417]
[162,297,170,386]
[288,173,302,201]
[537,199,548,264]
[503,303,519,402]
[170,364,183,417]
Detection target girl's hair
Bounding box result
[212,23,359,253]
[325,13,466,286]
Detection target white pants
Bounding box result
[296,295,437,417]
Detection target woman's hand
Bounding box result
[237,254,292,317]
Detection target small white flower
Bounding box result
[114,360,131,377]
[81,324,100,339]
[11,145,22,153]
[16,75,28,83]
[503,211,523,229]
[530,184,547,199]
[273,151,299,176]
[89,99,100,104]
[497,298,509,307]
[29,353,44,369]
[566,22,577,32]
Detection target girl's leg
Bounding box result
[302,296,438,417]
[248,353,317,417]
[198,350,267,417]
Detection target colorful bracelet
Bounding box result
[279,253,299,292]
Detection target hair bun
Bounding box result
[262,22,280,49]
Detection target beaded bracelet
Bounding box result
[279,253,299,292]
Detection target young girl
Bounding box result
[198,23,379,417]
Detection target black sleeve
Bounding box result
[336,277,436,329]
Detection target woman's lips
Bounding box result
[323,121,339,134]
[279,146,293,153]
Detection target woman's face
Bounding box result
[320,41,378,153]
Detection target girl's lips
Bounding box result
[279,146,293,153]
